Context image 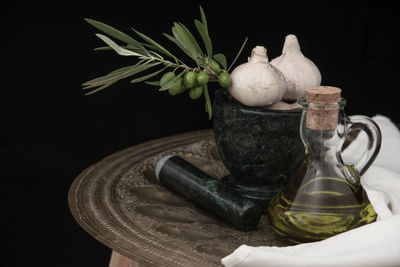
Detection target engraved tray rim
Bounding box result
[68,129,290,267]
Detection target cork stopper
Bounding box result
[306,86,341,103]
[305,86,342,130]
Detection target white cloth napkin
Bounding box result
[221,115,400,267]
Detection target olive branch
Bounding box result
[83,6,247,119]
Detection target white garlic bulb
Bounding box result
[271,34,322,102]
[228,46,287,107]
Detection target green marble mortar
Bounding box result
[213,88,305,212]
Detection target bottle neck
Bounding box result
[300,106,346,155]
[305,102,340,130]
[298,97,347,154]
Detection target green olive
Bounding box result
[160,72,175,87]
[189,86,203,99]
[183,71,197,89]
[218,72,231,88]
[210,59,221,74]
[168,78,184,95]
[196,71,209,86]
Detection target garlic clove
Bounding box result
[265,100,302,111]
[228,46,287,107]
[271,34,321,101]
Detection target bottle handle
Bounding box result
[338,115,382,176]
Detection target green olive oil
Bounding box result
[268,175,376,243]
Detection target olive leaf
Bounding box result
[172,23,204,65]
[94,46,116,51]
[85,18,147,55]
[203,84,212,120]
[83,61,162,94]
[94,44,149,56]
[147,51,165,60]
[108,65,140,75]
[227,37,248,72]
[172,25,197,64]
[85,81,118,96]
[213,53,227,70]
[163,33,204,67]
[163,33,193,61]
[199,6,208,32]
[83,63,142,87]
[145,81,160,86]
[194,19,212,59]
[131,28,177,60]
[95,34,143,57]
[177,23,204,59]
[126,44,151,55]
[130,66,168,83]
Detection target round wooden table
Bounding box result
[68,129,291,267]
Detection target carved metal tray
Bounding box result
[68,129,291,267]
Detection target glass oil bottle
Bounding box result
[268,86,382,243]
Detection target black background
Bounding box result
[2,0,399,266]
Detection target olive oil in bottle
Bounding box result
[268,157,376,243]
